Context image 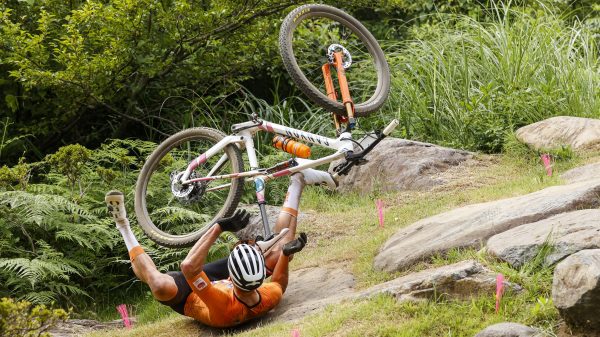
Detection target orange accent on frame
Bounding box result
[128,246,145,262]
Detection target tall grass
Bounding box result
[386,5,600,152]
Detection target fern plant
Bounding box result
[0,139,237,310]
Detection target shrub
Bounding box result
[0,297,68,337]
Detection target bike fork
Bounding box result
[254,176,272,239]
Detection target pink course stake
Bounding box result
[376,199,384,228]
[540,154,552,177]
[291,329,300,337]
[495,274,505,314]
[116,304,132,329]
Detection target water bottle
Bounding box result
[272,136,311,158]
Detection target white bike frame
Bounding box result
[177,117,399,237]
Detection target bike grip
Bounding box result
[383,119,399,136]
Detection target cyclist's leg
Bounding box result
[264,169,334,270]
[105,191,177,302]
[263,174,303,270]
[202,257,229,281]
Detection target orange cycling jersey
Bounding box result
[183,271,282,328]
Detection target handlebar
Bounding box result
[332,119,399,177]
[383,119,399,136]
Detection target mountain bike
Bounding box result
[134,4,398,248]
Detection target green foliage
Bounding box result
[0,139,236,311]
[0,297,69,337]
[0,0,302,162]
[386,4,600,152]
[45,144,91,191]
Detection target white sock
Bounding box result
[117,220,140,251]
[282,174,305,215]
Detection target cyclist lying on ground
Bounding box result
[105,168,336,328]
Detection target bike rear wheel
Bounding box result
[279,4,391,117]
[134,127,244,248]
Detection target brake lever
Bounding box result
[333,119,399,177]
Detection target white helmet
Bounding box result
[228,244,266,291]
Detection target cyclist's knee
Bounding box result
[148,274,177,301]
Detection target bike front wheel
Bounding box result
[279,4,391,117]
[134,127,244,248]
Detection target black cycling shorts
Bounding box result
[158,257,229,315]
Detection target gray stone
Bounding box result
[267,261,520,323]
[487,209,600,268]
[266,267,355,322]
[552,249,600,331]
[561,162,600,184]
[474,322,541,337]
[329,137,473,193]
[515,116,600,151]
[374,179,600,273]
[359,260,520,302]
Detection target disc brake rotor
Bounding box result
[170,171,205,203]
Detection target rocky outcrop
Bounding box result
[265,261,519,323]
[359,260,520,302]
[374,179,600,273]
[266,267,355,322]
[561,162,600,184]
[515,116,600,151]
[552,249,600,331]
[474,323,541,337]
[329,138,473,193]
[487,209,600,267]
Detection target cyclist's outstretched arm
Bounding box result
[181,209,250,279]
[180,225,222,278]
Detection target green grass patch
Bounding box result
[296,154,579,288]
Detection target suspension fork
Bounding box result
[322,51,355,133]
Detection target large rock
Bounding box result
[516,116,600,151]
[552,249,600,331]
[329,137,473,193]
[266,267,355,322]
[474,323,541,337]
[375,179,600,273]
[359,260,519,301]
[561,162,600,184]
[487,209,600,268]
[269,261,519,322]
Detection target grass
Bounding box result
[86,149,599,337]
[382,4,600,153]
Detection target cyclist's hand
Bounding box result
[282,233,307,256]
[217,209,251,232]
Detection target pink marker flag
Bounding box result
[495,274,505,314]
[291,329,300,337]
[376,199,384,228]
[116,304,132,329]
[540,154,552,177]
